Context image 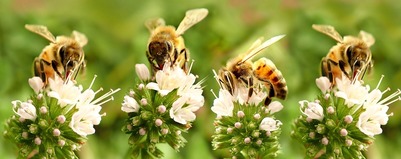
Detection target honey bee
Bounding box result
[215,35,288,105]
[312,24,375,84]
[145,8,208,73]
[25,24,87,85]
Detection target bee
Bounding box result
[312,24,375,84]
[215,35,288,105]
[25,24,87,85]
[145,8,208,73]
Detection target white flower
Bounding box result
[69,104,102,137]
[121,95,140,113]
[259,117,282,131]
[48,76,82,107]
[169,97,196,124]
[28,77,44,94]
[316,76,331,93]
[357,105,389,137]
[146,63,187,96]
[135,64,150,81]
[236,84,267,105]
[266,101,284,114]
[335,75,369,107]
[177,73,205,110]
[12,100,37,121]
[211,89,235,117]
[299,100,324,121]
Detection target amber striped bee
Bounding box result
[145,8,208,73]
[215,35,288,105]
[26,24,87,85]
[313,24,375,85]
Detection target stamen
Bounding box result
[89,75,98,89]
[379,89,401,105]
[95,88,104,95]
[92,88,121,105]
[375,75,385,90]
[210,89,218,99]
[382,87,391,94]
[97,96,114,106]
[212,70,220,83]
[188,59,195,75]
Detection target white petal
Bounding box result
[135,64,150,81]
[316,76,331,93]
[28,77,44,94]
[267,101,283,114]
[121,95,140,113]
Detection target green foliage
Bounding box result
[2,0,401,158]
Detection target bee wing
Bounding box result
[359,30,375,47]
[176,8,208,36]
[241,34,285,63]
[72,31,88,47]
[25,24,56,43]
[312,24,343,42]
[145,18,166,32]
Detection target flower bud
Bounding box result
[252,131,260,138]
[34,137,41,145]
[19,117,26,123]
[327,106,335,114]
[57,115,66,124]
[326,119,336,129]
[316,124,326,134]
[139,128,146,135]
[138,84,145,90]
[37,93,43,100]
[237,111,245,118]
[234,122,242,129]
[29,124,38,134]
[161,128,169,135]
[40,106,48,114]
[345,139,352,147]
[22,132,29,139]
[53,128,61,137]
[155,119,163,127]
[157,105,166,114]
[321,137,329,145]
[58,139,66,147]
[253,113,261,120]
[129,90,135,97]
[126,124,133,131]
[256,139,262,145]
[309,132,315,139]
[344,115,353,124]
[227,127,233,134]
[39,119,48,128]
[140,98,148,106]
[135,64,150,81]
[340,128,348,136]
[244,137,251,144]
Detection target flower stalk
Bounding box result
[122,63,204,158]
[292,75,400,159]
[4,76,119,158]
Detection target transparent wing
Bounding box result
[312,24,343,42]
[145,18,166,32]
[359,30,375,47]
[176,8,208,36]
[241,34,285,63]
[25,24,56,43]
[72,31,88,47]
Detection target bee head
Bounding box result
[148,41,173,69]
[59,44,84,78]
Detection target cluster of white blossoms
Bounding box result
[5,76,119,158]
[211,76,283,158]
[121,63,204,158]
[292,74,400,159]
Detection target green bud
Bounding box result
[316,124,326,134]
[141,111,152,120]
[325,119,336,129]
[38,119,48,128]
[29,124,39,134]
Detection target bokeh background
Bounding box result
[1,0,401,158]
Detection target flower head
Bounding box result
[211,89,234,117]
[12,100,37,121]
[146,63,188,96]
[135,64,151,81]
[259,117,282,132]
[335,75,369,107]
[28,77,44,94]
[121,95,140,113]
[315,76,331,93]
[299,100,324,121]
[48,76,82,107]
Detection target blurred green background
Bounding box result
[1,0,401,158]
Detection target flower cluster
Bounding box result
[4,76,119,158]
[292,75,400,159]
[121,63,204,158]
[211,77,283,158]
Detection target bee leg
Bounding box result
[182,48,189,73]
[51,60,63,78]
[338,60,349,77]
[325,58,338,83]
[264,83,275,106]
[33,58,45,82]
[247,77,254,104]
[146,51,159,74]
